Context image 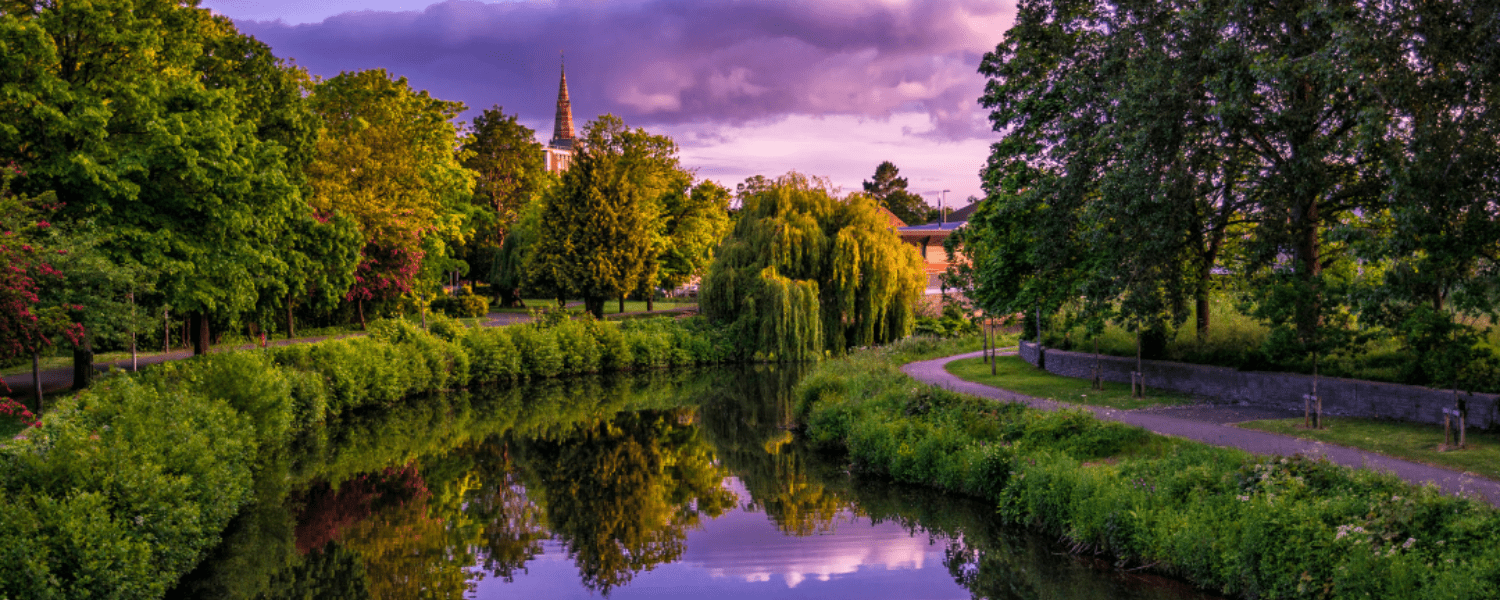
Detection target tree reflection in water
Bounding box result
[167,366,1220,600]
[516,408,736,594]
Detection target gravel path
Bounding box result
[904,350,1500,507]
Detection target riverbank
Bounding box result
[795,346,1500,599]
[0,315,735,599]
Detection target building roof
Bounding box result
[876,206,907,228]
[550,60,575,150]
[896,199,982,236]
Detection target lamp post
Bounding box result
[940,189,950,224]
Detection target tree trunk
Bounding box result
[499,287,525,309]
[584,296,606,320]
[31,348,42,410]
[646,293,654,312]
[72,330,94,390]
[619,295,625,315]
[286,292,296,340]
[1293,197,1322,341]
[358,298,367,330]
[128,292,137,371]
[164,308,171,353]
[190,312,211,356]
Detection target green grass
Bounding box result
[1237,416,1500,481]
[489,299,697,315]
[945,355,1195,410]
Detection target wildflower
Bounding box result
[1402,538,1415,549]
[35,220,50,228]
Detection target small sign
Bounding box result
[1302,394,1319,401]
[1443,407,1462,417]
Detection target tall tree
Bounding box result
[0,1,312,355]
[862,161,935,225]
[461,106,549,308]
[305,69,474,327]
[526,115,684,318]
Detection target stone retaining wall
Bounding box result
[1016,341,1499,428]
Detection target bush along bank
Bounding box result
[0,315,734,600]
[794,349,1500,599]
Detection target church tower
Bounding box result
[544,58,576,173]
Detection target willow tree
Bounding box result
[701,173,924,360]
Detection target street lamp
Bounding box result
[940,189,950,224]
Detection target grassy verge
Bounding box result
[1238,417,1500,481]
[945,355,1196,410]
[795,348,1500,599]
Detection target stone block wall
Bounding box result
[1017,345,1500,428]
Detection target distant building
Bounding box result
[896,201,981,295]
[543,61,576,173]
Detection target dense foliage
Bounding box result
[795,348,1500,598]
[525,115,729,318]
[964,0,1500,393]
[702,173,925,360]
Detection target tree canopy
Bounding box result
[701,173,925,359]
[964,0,1500,386]
[862,161,935,225]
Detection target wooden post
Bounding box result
[1443,408,1453,449]
[982,315,990,364]
[989,318,997,376]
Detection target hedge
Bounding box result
[0,314,733,600]
[793,346,1500,599]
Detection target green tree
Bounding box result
[0,2,314,355]
[460,106,549,308]
[305,69,475,326]
[862,161,935,225]
[701,173,925,359]
[526,115,684,318]
[648,179,731,306]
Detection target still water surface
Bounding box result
[169,366,1222,600]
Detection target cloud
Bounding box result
[232,0,1011,141]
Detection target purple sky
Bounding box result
[203,0,1013,208]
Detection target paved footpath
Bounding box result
[904,350,1500,507]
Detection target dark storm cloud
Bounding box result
[237,0,1010,139]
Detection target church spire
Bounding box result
[550,56,575,150]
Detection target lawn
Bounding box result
[945,355,1196,410]
[492,299,697,315]
[1237,417,1500,481]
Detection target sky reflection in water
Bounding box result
[474,477,968,600]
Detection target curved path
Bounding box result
[904,350,1500,507]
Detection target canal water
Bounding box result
[167,366,1222,600]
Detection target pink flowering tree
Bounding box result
[345,234,424,329]
[0,163,82,414]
